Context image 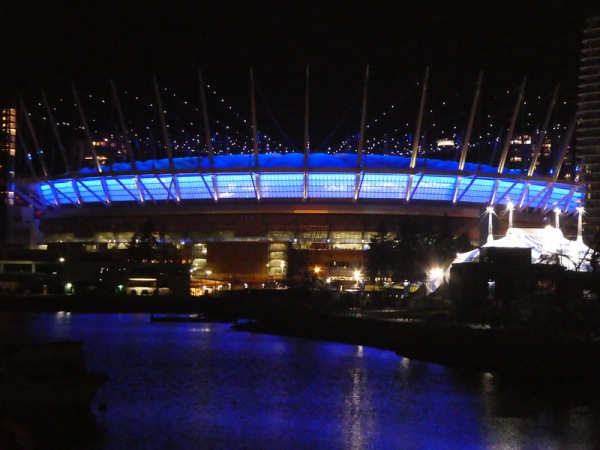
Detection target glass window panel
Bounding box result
[546,186,572,212]
[523,183,546,209]
[159,175,180,200]
[38,183,56,204]
[77,178,106,203]
[51,180,79,204]
[308,173,355,198]
[176,174,213,200]
[260,173,304,198]
[411,175,454,201]
[358,173,409,199]
[136,175,176,201]
[106,176,139,202]
[458,177,495,204]
[139,175,169,201]
[215,173,256,199]
[496,180,524,205]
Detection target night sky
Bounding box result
[1,0,599,154]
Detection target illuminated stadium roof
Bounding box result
[11,67,585,219]
[17,153,583,213]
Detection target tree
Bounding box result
[365,216,474,283]
[366,228,396,282]
[127,221,159,263]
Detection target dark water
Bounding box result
[1,312,599,449]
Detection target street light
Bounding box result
[486,205,494,243]
[506,201,515,229]
[554,207,561,229]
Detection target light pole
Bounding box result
[506,201,515,229]
[486,205,494,243]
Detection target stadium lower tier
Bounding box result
[24,200,570,288]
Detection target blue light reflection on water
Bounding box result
[1,312,598,449]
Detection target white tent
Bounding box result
[433,227,595,292]
[452,227,594,271]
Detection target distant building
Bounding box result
[0,108,16,206]
[0,107,17,245]
[577,16,600,236]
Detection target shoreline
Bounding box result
[234,311,600,375]
[3,291,600,390]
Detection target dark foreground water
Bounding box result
[1,312,600,449]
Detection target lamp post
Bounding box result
[486,205,494,243]
[506,201,515,229]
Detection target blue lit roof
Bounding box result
[19,153,582,214]
[79,153,521,175]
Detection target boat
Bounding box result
[0,340,107,410]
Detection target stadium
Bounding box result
[4,11,600,294]
[1,70,586,292]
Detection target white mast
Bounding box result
[356,65,369,170]
[507,201,515,229]
[354,65,369,201]
[498,78,526,174]
[250,67,261,199]
[458,72,483,171]
[577,206,585,243]
[410,67,428,169]
[110,80,137,172]
[527,85,559,177]
[303,66,310,201]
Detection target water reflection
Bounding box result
[342,347,375,450]
[1,312,600,449]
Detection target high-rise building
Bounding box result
[0,107,16,206]
[577,16,600,236]
[1,107,17,243]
